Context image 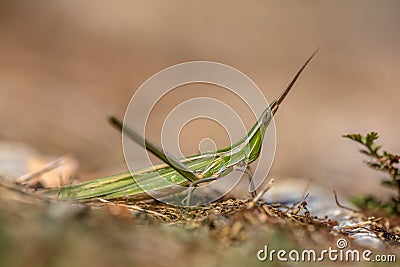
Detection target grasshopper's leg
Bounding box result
[183,177,218,206]
[109,116,198,182]
[234,165,256,198]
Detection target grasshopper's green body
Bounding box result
[52,103,274,201]
[49,50,317,202]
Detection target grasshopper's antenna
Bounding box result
[272,48,319,114]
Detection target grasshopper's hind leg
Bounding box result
[234,165,256,198]
[183,177,218,206]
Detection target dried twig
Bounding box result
[286,177,313,211]
[333,190,358,212]
[248,178,274,208]
[97,198,171,221]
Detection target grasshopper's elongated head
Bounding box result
[246,49,318,164]
[270,48,319,115]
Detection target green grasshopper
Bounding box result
[48,50,317,203]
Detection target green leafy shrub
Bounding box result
[344,132,400,215]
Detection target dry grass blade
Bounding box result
[16,153,74,184]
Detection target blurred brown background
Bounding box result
[1,0,399,196]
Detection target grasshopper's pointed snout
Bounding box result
[272,48,319,114]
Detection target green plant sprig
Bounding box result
[344,132,400,214]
